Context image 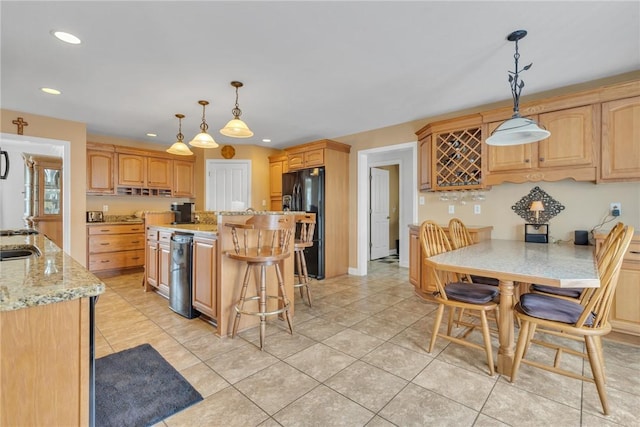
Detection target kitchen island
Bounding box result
[1,233,105,426]
[145,211,299,338]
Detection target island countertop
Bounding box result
[0,234,105,312]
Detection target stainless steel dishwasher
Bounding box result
[169,232,199,318]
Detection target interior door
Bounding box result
[370,167,390,260]
[205,160,250,211]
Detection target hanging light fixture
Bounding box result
[486,30,550,146]
[166,114,193,156]
[220,81,254,138]
[189,100,219,148]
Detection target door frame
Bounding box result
[354,141,417,276]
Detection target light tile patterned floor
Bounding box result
[95,260,640,426]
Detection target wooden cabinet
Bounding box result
[24,154,63,247]
[87,223,145,273]
[192,235,217,318]
[146,229,159,288]
[409,224,493,298]
[287,147,324,170]
[416,114,485,192]
[600,96,640,181]
[596,231,640,335]
[484,105,598,185]
[145,228,171,297]
[157,233,171,297]
[117,153,146,186]
[147,157,173,188]
[87,143,115,194]
[173,159,195,197]
[269,154,287,210]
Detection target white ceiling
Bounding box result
[2,1,639,149]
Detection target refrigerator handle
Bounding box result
[0,150,8,180]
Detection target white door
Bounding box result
[205,160,251,211]
[370,167,390,260]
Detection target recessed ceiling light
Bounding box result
[262,139,271,143]
[51,30,82,45]
[146,133,157,137]
[41,87,61,95]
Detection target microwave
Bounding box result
[86,211,104,223]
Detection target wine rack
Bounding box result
[433,127,483,190]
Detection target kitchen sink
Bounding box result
[0,245,41,261]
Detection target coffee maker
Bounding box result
[171,202,195,224]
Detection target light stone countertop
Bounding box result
[0,235,105,312]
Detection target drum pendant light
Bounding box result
[220,81,254,138]
[166,114,193,156]
[189,100,219,148]
[486,30,550,146]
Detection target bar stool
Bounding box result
[294,213,315,307]
[224,214,295,350]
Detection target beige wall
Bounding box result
[1,109,87,263]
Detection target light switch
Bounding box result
[474,204,481,214]
[419,196,425,205]
[448,205,455,214]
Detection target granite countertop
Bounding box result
[0,235,105,312]
[149,223,218,236]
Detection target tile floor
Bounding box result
[95,260,640,426]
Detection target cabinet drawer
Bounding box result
[89,234,145,253]
[146,229,158,240]
[159,231,172,243]
[88,224,145,235]
[89,249,145,271]
[625,241,640,264]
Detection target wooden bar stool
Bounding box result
[224,214,295,350]
[294,213,315,307]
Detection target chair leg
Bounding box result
[594,335,607,383]
[586,335,609,415]
[429,304,445,353]
[479,310,495,376]
[258,266,268,350]
[294,250,304,298]
[447,306,456,336]
[232,264,253,338]
[511,319,531,382]
[275,264,293,335]
[300,251,312,307]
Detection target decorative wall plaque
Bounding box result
[511,186,564,225]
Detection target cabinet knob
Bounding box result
[539,158,544,162]
[100,243,110,246]
[525,159,530,163]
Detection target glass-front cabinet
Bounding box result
[24,154,63,247]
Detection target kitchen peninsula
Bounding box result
[0,234,105,426]
[145,211,299,338]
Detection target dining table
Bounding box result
[424,239,599,375]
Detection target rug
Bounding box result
[95,343,203,427]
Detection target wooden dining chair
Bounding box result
[293,213,315,306]
[510,224,634,415]
[448,218,500,286]
[420,220,499,375]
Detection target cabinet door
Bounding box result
[147,157,172,188]
[173,160,195,197]
[432,125,483,190]
[537,105,595,169]
[87,150,114,194]
[486,120,535,172]
[158,242,171,296]
[269,160,283,197]
[118,154,146,186]
[304,149,324,167]
[418,135,431,191]
[601,96,640,181]
[146,241,159,288]
[610,267,640,335]
[192,237,217,318]
[287,153,305,170]
[409,229,421,286]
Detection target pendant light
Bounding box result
[486,30,550,146]
[220,81,254,138]
[166,114,193,156]
[189,100,219,148]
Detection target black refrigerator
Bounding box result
[282,167,325,279]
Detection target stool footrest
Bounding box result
[235,295,290,317]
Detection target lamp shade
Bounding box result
[220,118,253,138]
[167,141,193,156]
[530,200,544,212]
[189,132,219,148]
[486,117,550,146]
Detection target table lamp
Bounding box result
[525,200,548,243]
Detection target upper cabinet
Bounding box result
[416,114,485,192]
[268,154,287,211]
[484,105,598,185]
[284,139,349,171]
[86,142,195,197]
[600,95,640,182]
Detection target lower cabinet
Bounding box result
[87,223,145,273]
[145,228,171,297]
[192,235,217,318]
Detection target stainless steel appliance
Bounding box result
[169,233,198,318]
[171,202,195,224]
[282,167,325,279]
[86,211,104,222]
[0,146,8,179]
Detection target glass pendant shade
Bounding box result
[486,116,550,146]
[220,118,253,138]
[189,132,219,148]
[166,113,194,155]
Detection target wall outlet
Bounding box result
[474,204,481,214]
[261,199,267,207]
[448,205,455,214]
[419,196,425,205]
[610,202,621,216]
[102,205,108,212]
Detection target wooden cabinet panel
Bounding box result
[173,159,195,197]
[88,249,145,271]
[486,120,535,172]
[87,149,114,194]
[269,160,283,197]
[87,223,145,274]
[409,229,421,286]
[158,242,171,297]
[600,96,640,181]
[146,239,159,288]
[88,224,145,235]
[147,157,172,188]
[538,105,596,169]
[418,135,431,191]
[192,236,217,318]
[287,148,325,170]
[117,153,146,186]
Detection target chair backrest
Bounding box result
[420,220,455,297]
[448,218,474,249]
[577,224,634,329]
[225,214,295,257]
[579,222,625,303]
[295,213,316,246]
